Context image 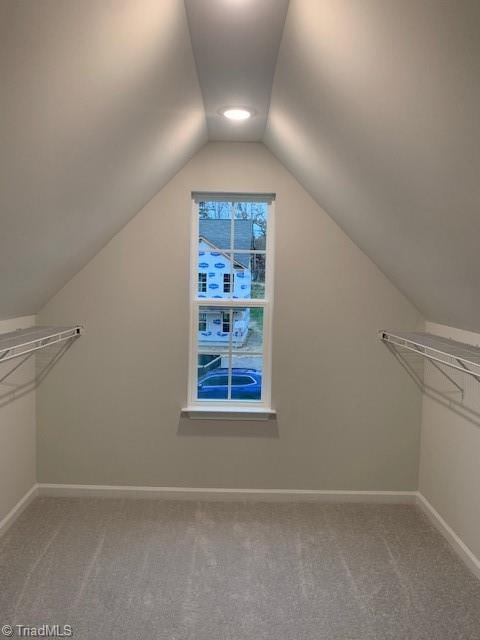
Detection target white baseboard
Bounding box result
[37,483,416,503]
[416,492,480,581]
[0,484,38,537]
[4,485,478,582]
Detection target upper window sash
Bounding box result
[195,199,269,303]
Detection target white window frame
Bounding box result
[185,193,275,417]
[198,272,207,294]
[198,312,207,332]
[223,272,234,294]
[221,310,230,333]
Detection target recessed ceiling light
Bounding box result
[221,107,253,121]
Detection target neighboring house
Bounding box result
[198,219,252,346]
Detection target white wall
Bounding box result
[420,321,480,561]
[0,316,36,523]
[37,142,423,490]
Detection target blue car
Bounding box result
[197,368,262,400]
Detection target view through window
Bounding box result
[189,194,274,407]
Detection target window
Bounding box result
[222,311,230,333]
[198,272,207,293]
[223,273,234,293]
[188,193,275,411]
[198,312,207,332]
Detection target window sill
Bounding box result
[181,407,276,421]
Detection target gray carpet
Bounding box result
[1,498,480,639]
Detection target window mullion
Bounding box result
[227,307,233,400]
[230,203,235,305]
[194,298,267,308]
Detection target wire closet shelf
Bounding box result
[379,330,480,384]
[0,326,83,363]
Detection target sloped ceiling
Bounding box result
[265,0,480,332]
[2,0,480,332]
[0,0,206,318]
[185,0,289,141]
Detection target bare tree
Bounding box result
[199,201,267,239]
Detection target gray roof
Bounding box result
[199,219,253,267]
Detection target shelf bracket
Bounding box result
[0,326,83,402]
[427,359,464,400]
[0,352,34,386]
[455,358,480,385]
[378,329,480,400]
[384,341,425,391]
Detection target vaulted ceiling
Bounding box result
[0,0,206,318]
[265,0,480,332]
[1,0,480,331]
[185,0,289,141]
